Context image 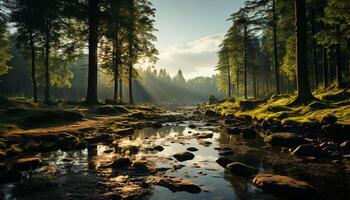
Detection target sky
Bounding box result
[151,0,245,79]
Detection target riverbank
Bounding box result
[0,95,350,199]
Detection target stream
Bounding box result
[1,119,350,199]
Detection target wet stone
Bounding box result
[153,145,164,151]
[173,152,195,162]
[147,176,201,194]
[186,147,198,152]
[292,144,325,157]
[252,174,316,198]
[216,157,234,168]
[227,162,258,177]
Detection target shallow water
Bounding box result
[1,121,349,199]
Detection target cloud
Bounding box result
[156,34,224,79]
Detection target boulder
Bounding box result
[252,174,316,198]
[14,157,42,171]
[227,162,258,177]
[292,144,325,157]
[241,128,257,139]
[147,176,201,194]
[153,145,164,151]
[186,147,198,152]
[265,132,304,147]
[173,152,195,162]
[216,157,234,168]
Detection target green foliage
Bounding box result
[0,6,12,77]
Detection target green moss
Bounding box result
[213,88,350,126]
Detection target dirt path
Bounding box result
[4,115,128,137]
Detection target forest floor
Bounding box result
[0,89,350,199]
[208,85,350,127]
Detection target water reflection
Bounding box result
[0,123,284,200]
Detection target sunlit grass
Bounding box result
[215,87,350,125]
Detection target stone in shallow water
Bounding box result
[153,145,164,151]
[186,147,198,152]
[292,144,325,157]
[147,176,201,193]
[227,162,258,177]
[252,174,316,198]
[216,157,234,168]
[173,152,195,162]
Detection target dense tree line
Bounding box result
[217,0,350,104]
[0,0,158,104]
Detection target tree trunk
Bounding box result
[311,9,318,89]
[273,0,280,95]
[292,0,315,105]
[44,30,50,104]
[336,43,343,87]
[323,47,329,88]
[127,0,135,104]
[328,47,335,83]
[119,71,123,103]
[86,0,99,104]
[244,24,248,99]
[236,64,240,99]
[227,55,231,99]
[253,70,257,99]
[29,31,38,103]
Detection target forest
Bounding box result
[0,0,350,200]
